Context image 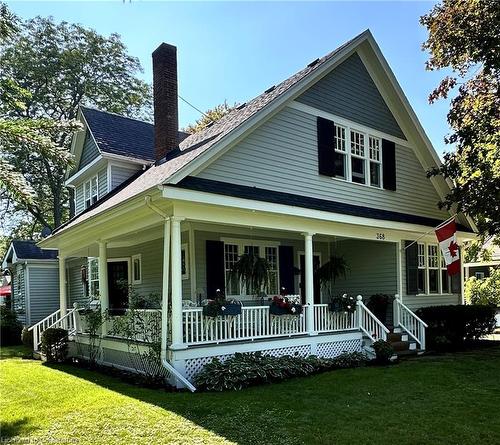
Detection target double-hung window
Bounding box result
[334,125,347,180]
[416,242,452,295]
[88,258,100,298]
[332,124,383,188]
[84,175,99,209]
[223,240,280,297]
[427,244,439,293]
[369,136,381,187]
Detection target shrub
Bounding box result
[465,269,500,307]
[194,351,367,391]
[0,306,22,346]
[21,326,34,348]
[416,305,496,350]
[372,340,394,364]
[40,328,68,363]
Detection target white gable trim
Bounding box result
[165,32,371,184]
[287,101,410,148]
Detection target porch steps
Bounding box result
[387,332,419,357]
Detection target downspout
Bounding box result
[144,196,196,392]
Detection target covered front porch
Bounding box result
[35,192,429,384]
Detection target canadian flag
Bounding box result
[435,219,460,275]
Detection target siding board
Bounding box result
[296,53,405,139]
[28,267,60,324]
[198,107,449,221]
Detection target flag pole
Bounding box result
[402,214,457,251]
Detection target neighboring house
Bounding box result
[33,30,475,388]
[0,270,11,305]
[464,238,500,279]
[2,241,59,326]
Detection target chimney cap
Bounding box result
[152,42,177,57]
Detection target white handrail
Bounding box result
[356,295,389,342]
[30,305,79,351]
[394,295,427,349]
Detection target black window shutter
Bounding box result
[278,246,295,294]
[405,240,418,295]
[206,240,225,298]
[382,139,396,191]
[317,116,336,177]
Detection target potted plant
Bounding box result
[269,295,302,316]
[202,289,242,318]
[329,294,357,314]
[228,252,271,296]
[315,255,349,300]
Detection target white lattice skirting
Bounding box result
[183,338,362,381]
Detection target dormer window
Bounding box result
[84,175,98,209]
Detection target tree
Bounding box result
[421,0,500,257]
[0,11,152,240]
[183,100,237,134]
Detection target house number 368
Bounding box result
[376,233,385,240]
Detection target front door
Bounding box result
[299,255,321,304]
[107,261,129,315]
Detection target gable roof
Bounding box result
[80,107,189,162]
[44,30,473,240]
[2,240,58,267]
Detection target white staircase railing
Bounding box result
[394,294,428,350]
[28,304,79,351]
[356,295,389,342]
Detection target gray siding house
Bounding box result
[33,30,475,389]
[2,241,59,326]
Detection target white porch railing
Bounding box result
[356,295,389,342]
[394,294,428,349]
[29,305,79,351]
[182,305,308,346]
[313,304,357,333]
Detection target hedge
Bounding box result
[416,304,496,351]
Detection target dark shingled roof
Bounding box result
[12,240,58,260]
[81,107,189,162]
[175,177,474,232]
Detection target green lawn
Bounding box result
[1,344,500,445]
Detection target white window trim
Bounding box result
[333,125,383,189]
[132,254,142,285]
[415,242,453,296]
[220,238,281,297]
[181,244,189,280]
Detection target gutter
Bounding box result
[144,196,196,392]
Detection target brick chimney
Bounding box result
[152,43,179,161]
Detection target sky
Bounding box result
[8,1,454,156]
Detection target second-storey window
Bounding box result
[331,124,383,188]
[334,125,347,180]
[84,175,98,209]
[350,130,366,184]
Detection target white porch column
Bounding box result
[161,218,171,360]
[170,217,185,350]
[98,241,109,332]
[58,255,67,316]
[303,232,316,336]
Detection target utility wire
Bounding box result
[178,95,209,118]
